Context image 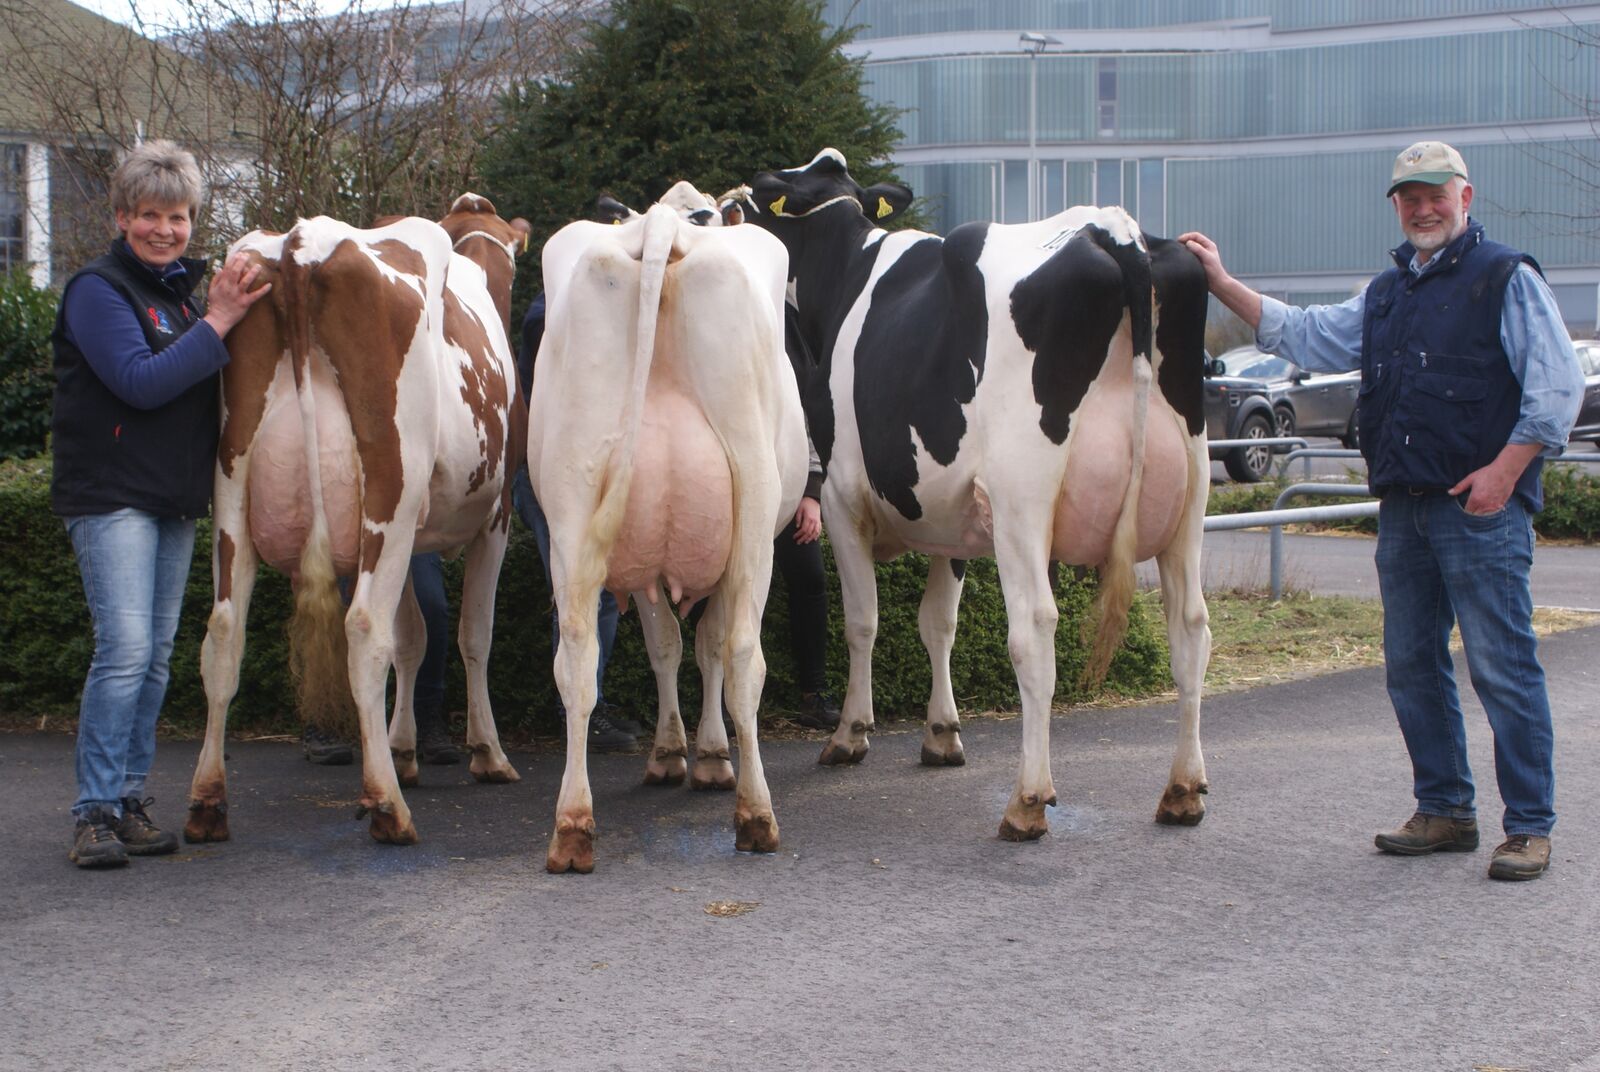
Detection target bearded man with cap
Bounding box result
[1179,141,1582,881]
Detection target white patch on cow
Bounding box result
[785,278,798,310]
[790,147,847,176]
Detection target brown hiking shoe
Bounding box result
[1374,812,1479,855]
[1488,834,1551,881]
[69,806,128,869]
[116,797,179,856]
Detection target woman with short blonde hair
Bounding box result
[50,139,269,868]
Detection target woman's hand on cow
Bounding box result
[204,253,271,338]
[793,497,822,543]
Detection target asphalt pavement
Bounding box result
[6,621,1600,1071]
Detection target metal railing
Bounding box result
[1201,482,1379,600]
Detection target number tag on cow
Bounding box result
[1040,226,1082,252]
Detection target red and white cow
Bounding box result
[185,196,527,845]
[731,150,1213,840]
[531,196,807,873]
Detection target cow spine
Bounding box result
[1084,222,1154,686]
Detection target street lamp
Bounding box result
[1019,31,1060,221]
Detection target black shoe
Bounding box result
[69,806,128,869]
[794,691,841,731]
[578,707,638,754]
[595,701,645,737]
[415,707,463,766]
[302,726,354,766]
[116,796,179,856]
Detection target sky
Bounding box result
[70,0,402,31]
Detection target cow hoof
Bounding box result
[919,741,966,767]
[997,812,1050,841]
[689,757,736,792]
[183,801,230,843]
[735,812,780,854]
[470,759,521,784]
[369,808,418,845]
[547,823,595,874]
[1156,781,1208,826]
[643,753,687,786]
[398,769,420,788]
[392,749,419,788]
[818,739,869,766]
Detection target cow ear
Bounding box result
[720,201,744,227]
[861,182,913,223]
[595,195,632,224]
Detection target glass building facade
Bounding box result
[823,0,1600,327]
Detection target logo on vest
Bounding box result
[146,307,174,335]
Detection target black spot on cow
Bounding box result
[1147,235,1210,436]
[950,558,966,581]
[1010,226,1135,446]
[851,223,991,521]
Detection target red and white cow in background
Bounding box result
[531,192,807,873]
[185,195,527,846]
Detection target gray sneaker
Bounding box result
[1374,812,1479,855]
[1488,834,1551,881]
[69,806,129,869]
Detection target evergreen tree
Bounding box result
[479,0,907,299]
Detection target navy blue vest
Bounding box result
[50,242,217,519]
[1358,220,1543,509]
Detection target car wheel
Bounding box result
[1225,412,1274,482]
[1340,409,1360,450]
[1273,406,1295,450]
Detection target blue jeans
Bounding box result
[64,509,197,818]
[512,466,617,709]
[1375,491,1555,837]
[409,553,448,710]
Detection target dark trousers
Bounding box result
[773,520,828,693]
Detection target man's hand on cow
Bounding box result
[1177,231,1264,331]
[204,253,272,338]
[793,497,822,543]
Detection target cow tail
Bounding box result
[1084,220,1155,687]
[579,203,679,603]
[281,228,357,736]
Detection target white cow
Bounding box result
[531,197,806,873]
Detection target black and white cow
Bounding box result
[729,149,1213,840]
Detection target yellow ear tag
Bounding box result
[612,218,621,225]
[521,233,530,253]
[770,195,787,216]
[876,196,894,219]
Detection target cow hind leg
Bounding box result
[186,505,259,843]
[726,591,779,853]
[459,525,519,785]
[388,574,425,788]
[1154,439,1211,826]
[347,536,419,845]
[547,574,604,873]
[689,593,735,792]
[990,505,1060,842]
[919,556,966,766]
[637,589,688,786]
[820,510,878,766]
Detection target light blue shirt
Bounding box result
[1256,252,1582,454]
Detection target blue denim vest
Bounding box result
[1358,220,1543,509]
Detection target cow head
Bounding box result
[439,192,530,332]
[740,149,912,228]
[594,182,727,228]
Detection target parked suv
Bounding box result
[1568,339,1600,443]
[1204,346,1361,482]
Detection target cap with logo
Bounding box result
[1387,141,1469,197]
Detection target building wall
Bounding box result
[825,1,1600,329]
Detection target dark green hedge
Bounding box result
[0,271,56,462]
[1,457,1169,732]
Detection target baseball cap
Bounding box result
[1387,141,1469,196]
